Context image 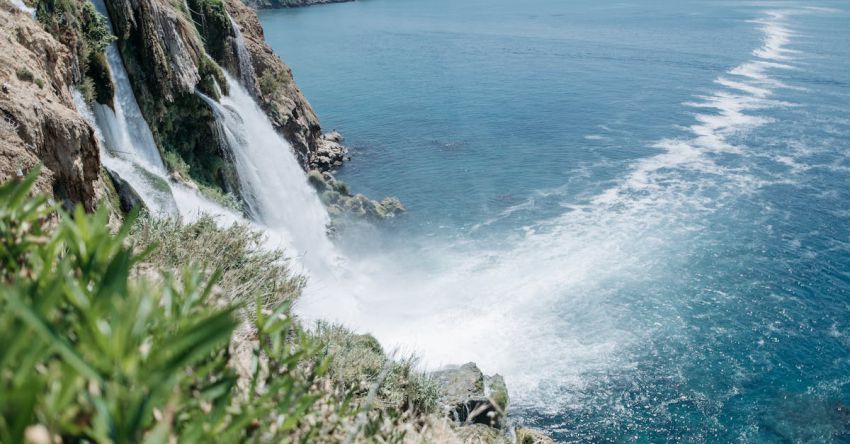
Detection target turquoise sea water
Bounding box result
[260,1,850,441]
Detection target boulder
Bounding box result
[306,169,405,223]
[515,428,554,444]
[105,168,145,213]
[431,362,508,429]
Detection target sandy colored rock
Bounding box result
[0,4,101,209]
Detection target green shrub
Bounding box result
[15,67,34,82]
[36,0,115,102]
[0,170,447,443]
[0,170,327,443]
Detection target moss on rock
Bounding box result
[307,169,405,224]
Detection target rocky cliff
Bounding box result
[225,0,346,170]
[95,0,345,194]
[0,3,101,211]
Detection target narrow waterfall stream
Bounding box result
[229,17,259,97]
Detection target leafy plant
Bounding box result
[0,170,325,442]
[0,170,450,443]
[15,67,34,82]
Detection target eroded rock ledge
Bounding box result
[431,362,554,443]
[0,4,101,211]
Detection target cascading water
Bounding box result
[11,0,35,17]
[87,0,180,215]
[199,74,336,268]
[85,0,255,224]
[229,17,259,97]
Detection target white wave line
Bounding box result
[588,8,801,209]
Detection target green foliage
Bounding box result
[258,70,287,99]
[163,149,191,178]
[0,172,445,443]
[36,0,114,52]
[313,322,440,418]
[36,0,115,103]
[15,67,34,82]
[16,67,45,88]
[127,215,304,315]
[0,171,325,442]
[197,54,229,99]
[163,149,241,211]
[185,0,231,64]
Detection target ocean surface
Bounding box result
[259,1,850,441]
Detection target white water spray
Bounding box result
[86,0,183,215]
[293,9,808,411]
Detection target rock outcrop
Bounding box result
[307,170,405,224]
[225,0,346,171]
[515,428,555,444]
[430,362,555,443]
[102,0,236,191]
[0,4,101,210]
[431,362,509,429]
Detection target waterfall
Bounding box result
[86,0,181,215]
[199,73,336,268]
[80,0,333,269]
[229,17,258,97]
[11,0,36,17]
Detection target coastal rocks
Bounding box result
[430,362,555,444]
[311,130,348,171]
[515,428,555,444]
[431,362,509,429]
[225,0,343,171]
[307,170,405,222]
[0,4,101,210]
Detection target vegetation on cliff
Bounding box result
[35,0,115,104]
[0,171,474,443]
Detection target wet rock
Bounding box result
[431,362,508,429]
[106,168,145,213]
[515,428,554,444]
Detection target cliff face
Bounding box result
[101,0,239,191]
[97,0,344,197]
[0,3,101,210]
[225,0,346,171]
